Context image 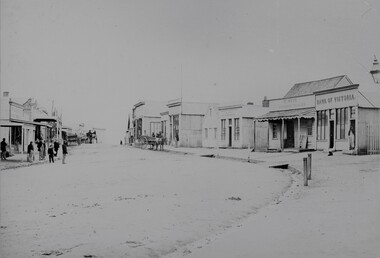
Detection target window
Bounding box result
[307,120,313,136]
[234,118,240,141]
[336,108,347,139]
[214,128,217,139]
[205,128,208,139]
[221,119,226,140]
[272,123,278,139]
[317,111,327,140]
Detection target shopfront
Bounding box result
[257,94,316,152]
[315,84,380,154]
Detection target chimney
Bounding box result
[262,96,269,107]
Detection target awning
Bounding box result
[256,107,316,121]
[34,117,57,122]
[0,121,23,127]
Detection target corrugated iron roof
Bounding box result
[284,75,352,98]
[256,107,316,121]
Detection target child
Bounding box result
[48,144,55,163]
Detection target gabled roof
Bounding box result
[284,75,353,98]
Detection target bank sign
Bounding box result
[316,89,358,110]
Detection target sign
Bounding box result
[316,89,358,110]
[270,95,315,111]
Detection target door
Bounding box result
[285,120,294,148]
[228,126,232,147]
[329,120,334,149]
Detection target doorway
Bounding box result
[285,120,294,148]
[228,126,232,147]
[329,120,334,149]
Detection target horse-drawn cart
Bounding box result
[136,135,166,150]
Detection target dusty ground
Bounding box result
[0,144,291,258]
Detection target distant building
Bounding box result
[202,102,268,149]
[167,99,211,147]
[93,127,106,143]
[132,100,166,140]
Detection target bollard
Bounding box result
[307,153,312,180]
[303,157,308,186]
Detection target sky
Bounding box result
[1,0,380,143]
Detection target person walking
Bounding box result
[37,139,44,160]
[27,141,34,162]
[1,138,7,160]
[42,140,47,160]
[62,141,68,164]
[48,144,55,163]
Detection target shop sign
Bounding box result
[270,95,314,111]
[316,89,358,110]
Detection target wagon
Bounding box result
[138,136,157,149]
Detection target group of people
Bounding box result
[24,139,68,164]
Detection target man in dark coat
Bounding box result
[1,138,7,160]
[54,141,60,157]
[48,144,55,163]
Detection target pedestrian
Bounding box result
[62,141,68,164]
[54,141,60,157]
[42,140,47,160]
[38,139,44,160]
[48,144,55,163]
[1,138,7,160]
[27,141,34,162]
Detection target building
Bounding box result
[167,99,211,147]
[315,84,380,154]
[93,127,106,143]
[202,102,268,149]
[256,75,353,152]
[0,92,61,153]
[132,100,166,140]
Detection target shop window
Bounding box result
[307,120,313,136]
[221,119,226,140]
[317,111,327,140]
[272,123,278,139]
[234,118,240,141]
[336,108,347,139]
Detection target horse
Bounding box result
[154,136,166,151]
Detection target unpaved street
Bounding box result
[0,144,290,257]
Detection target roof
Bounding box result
[358,90,380,108]
[284,75,353,98]
[256,107,316,121]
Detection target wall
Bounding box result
[241,118,254,148]
[357,108,380,154]
[254,121,268,151]
[180,114,203,147]
[202,105,219,148]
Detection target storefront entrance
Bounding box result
[284,120,294,148]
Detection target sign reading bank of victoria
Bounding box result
[315,86,358,111]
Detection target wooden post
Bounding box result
[298,117,301,151]
[281,119,284,151]
[303,157,308,186]
[307,153,312,180]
